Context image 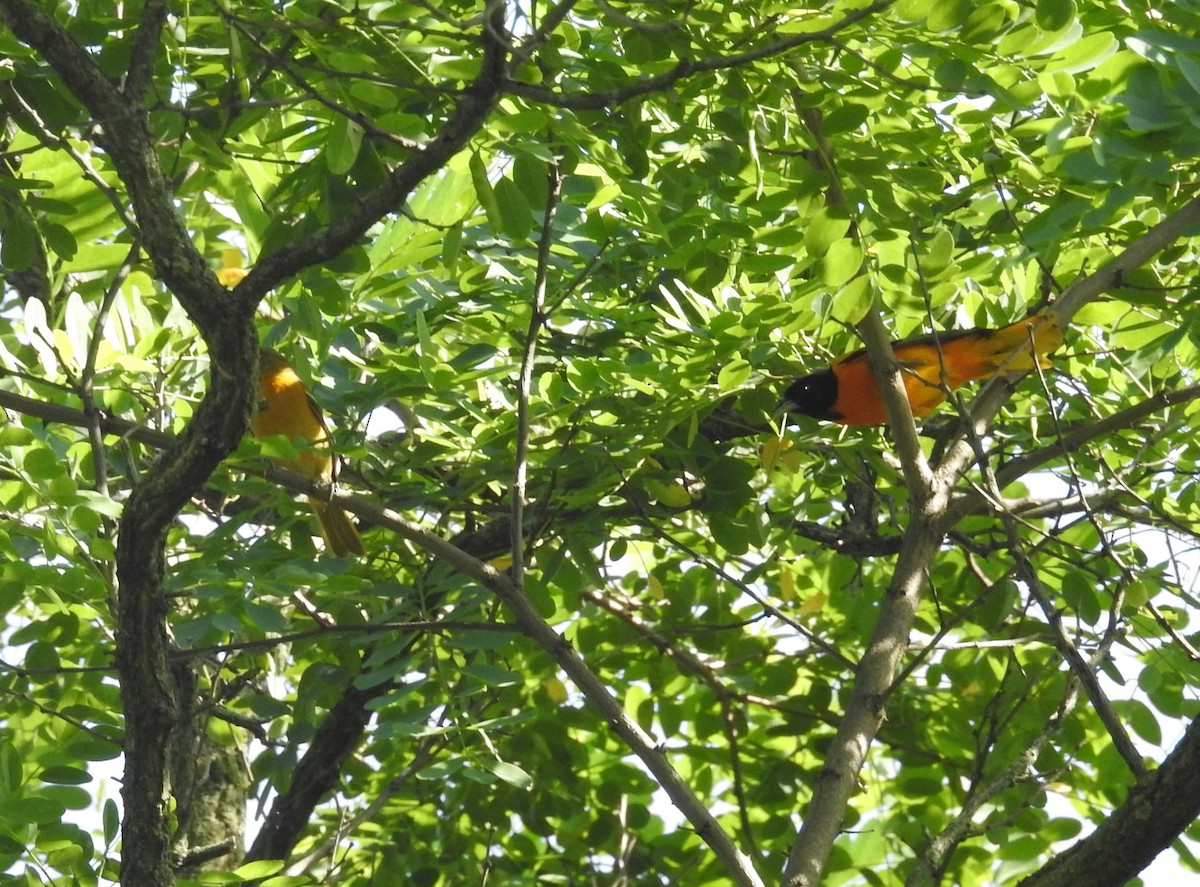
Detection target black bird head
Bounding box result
[778,369,842,422]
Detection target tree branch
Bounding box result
[855,306,935,493]
[970,445,1148,779]
[1051,192,1200,325]
[245,679,377,862]
[782,515,945,887]
[1019,712,1200,887]
[0,387,174,449]
[0,6,265,886]
[993,385,1200,493]
[782,96,943,887]
[503,0,896,109]
[124,0,168,102]
[303,488,765,886]
[935,190,1200,486]
[0,0,229,336]
[235,0,510,303]
[908,671,1084,886]
[511,161,562,586]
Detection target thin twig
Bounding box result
[513,0,581,66]
[1147,601,1200,662]
[511,160,562,586]
[223,17,423,150]
[0,686,119,743]
[907,665,1087,885]
[288,732,452,874]
[82,244,140,499]
[964,411,1147,778]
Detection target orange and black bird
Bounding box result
[780,313,1062,426]
[252,347,365,557]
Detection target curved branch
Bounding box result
[308,487,765,886]
[246,679,377,861]
[0,6,516,878]
[995,384,1200,489]
[503,0,896,109]
[1051,192,1200,325]
[234,0,510,303]
[0,0,228,336]
[0,8,263,886]
[935,190,1200,485]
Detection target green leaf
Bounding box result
[961,3,1015,44]
[102,799,119,845]
[38,766,90,786]
[831,276,873,325]
[804,209,851,258]
[1035,0,1076,32]
[1049,31,1118,74]
[892,0,933,23]
[643,477,692,508]
[235,859,286,880]
[0,425,34,447]
[1178,53,1200,96]
[823,104,870,135]
[24,640,59,673]
[414,308,437,380]
[0,742,21,794]
[820,238,864,286]
[0,797,64,825]
[0,212,35,270]
[325,115,363,175]
[442,221,463,272]
[43,221,77,260]
[927,0,971,31]
[1126,700,1162,744]
[483,759,533,790]
[512,152,549,210]
[469,151,502,229]
[75,490,124,518]
[252,435,300,463]
[461,664,523,687]
[717,357,751,391]
[245,601,290,632]
[494,176,533,240]
[41,785,91,810]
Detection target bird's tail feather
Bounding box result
[309,498,365,558]
[981,312,1062,373]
